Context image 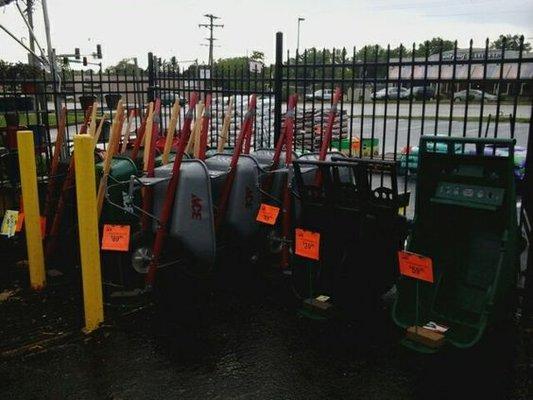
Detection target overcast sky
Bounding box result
[1,0,532,68]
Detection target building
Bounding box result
[388,49,533,96]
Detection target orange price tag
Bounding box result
[295,228,320,260]
[15,212,24,232]
[101,224,131,252]
[256,203,280,225]
[398,250,434,283]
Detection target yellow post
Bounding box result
[74,134,104,333]
[17,131,45,290]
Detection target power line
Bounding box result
[199,13,223,68]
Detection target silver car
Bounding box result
[374,87,409,100]
[453,89,497,102]
[305,89,333,101]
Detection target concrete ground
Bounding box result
[0,259,530,400]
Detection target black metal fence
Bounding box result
[1,31,532,301]
[1,33,532,193]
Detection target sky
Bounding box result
[1,0,532,68]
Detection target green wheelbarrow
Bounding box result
[392,136,520,353]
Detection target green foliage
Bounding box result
[250,51,265,62]
[0,61,42,80]
[215,56,248,72]
[105,58,143,74]
[490,34,531,52]
[210,53,271,93]
[415,38,455,57]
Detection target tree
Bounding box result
[160,56,179,72]
[415,38,455,57]
[105,58,143,74]
[250,51,265,62]
[490,34,531,52]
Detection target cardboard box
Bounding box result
[406,326,445,349]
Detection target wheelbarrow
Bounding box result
[392,136,520,352]
[292,156,410,319]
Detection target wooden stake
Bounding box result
[218,96,234,153]
[96,100,125,217]
[162,100,181,165]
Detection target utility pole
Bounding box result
[26,0,36,65]
[297,17,305,53]
[199,14,223,68]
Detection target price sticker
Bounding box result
[1,210,19,238]
[256,203,280,225]
[101,224,131,252]
[295,228,320,260]
[398,250,434,283]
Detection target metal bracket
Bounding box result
[104,174,172,225]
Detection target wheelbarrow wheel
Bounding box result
[130,230,153,274]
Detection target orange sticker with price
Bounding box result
[256,203,280,225]
[295,228,320,260]
[101,224,131,252]
[398,250,434,283]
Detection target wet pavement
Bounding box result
[0,262,530,400]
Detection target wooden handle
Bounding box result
[142,102,155,171]
[96,100,125,217]
[93,113,109,147]
[186,101,204,156]
[50,106,67,174]
[217,96,234,153]
[87,102,98,137]
[162,100,181,165]
[193,102,205,159]
[120,110,135,154]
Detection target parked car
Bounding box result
[373,87,409,100]
[453,89,498,102]
[160,92,187,106]
[305,89,333,101]
[410,86,435,100]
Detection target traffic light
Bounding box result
[75,48,80,60]
[83,57,88,66]
[96,44,102,59]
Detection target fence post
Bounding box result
[74,134,104,333]
[147,52,156,103]
[522,104,533,322]
[273,32,283,145]
[17,130,46,290]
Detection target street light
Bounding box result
[297,17,305,53]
